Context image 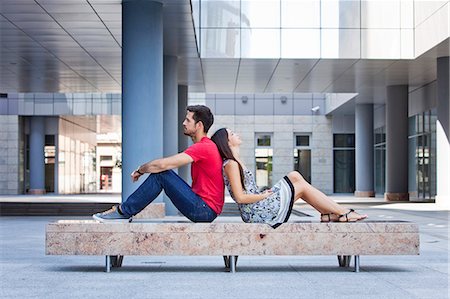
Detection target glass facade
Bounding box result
[374,127,386,195]
[255,133,273,190]
[194,0,417,59]
[333,134,355,193]
[293,134,311,183]
[58,117,97,194]
[408,110,437,201]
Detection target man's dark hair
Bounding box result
[186,105,214,133]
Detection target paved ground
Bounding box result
[0,198,449,299]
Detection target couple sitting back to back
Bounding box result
[94,105,367,225]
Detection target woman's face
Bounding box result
[227,129,241,147]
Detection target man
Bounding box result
[93,105,224,222]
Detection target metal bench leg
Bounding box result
[229,255,238,273]
[354,255,360,273]
[337,255,351,267]
[111,255,124,268]
[105,256,111,273]
[223,256,230,270]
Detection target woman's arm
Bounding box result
[224,160,272,204]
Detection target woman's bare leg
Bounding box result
[287,171,366,221]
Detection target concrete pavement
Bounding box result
[0,199,448,299]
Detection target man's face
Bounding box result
[182,111,199,137]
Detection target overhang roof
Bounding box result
[0,0,448,104]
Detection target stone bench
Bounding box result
[46,220,419,273]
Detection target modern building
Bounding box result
[0,1,449,211]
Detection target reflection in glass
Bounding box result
[241,0,280,28]
[361,0,400,28]
[241,29,280,58]
[200,0,240,28]
[333,134,355,193]
[281,29,320,58]
[201,28,240,58]
[321,0,360,28]
[374,127,386,195]
[294,134,311,184]
[333,150,355,193]
[407,111,437,201]
[281,0,320,28]
[321,29,361,58]
[255,148,273,190]
[58,117,97,194]
[361,29,400,58]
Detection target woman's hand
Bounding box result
[261,189,273,199]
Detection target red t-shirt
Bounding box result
[184,137,224,214]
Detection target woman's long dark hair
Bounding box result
[211,128,246,191]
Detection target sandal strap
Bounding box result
[321,213,331,221]
[339,209,355,222]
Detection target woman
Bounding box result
[211,128,367,228]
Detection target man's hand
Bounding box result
[131,170,142,182]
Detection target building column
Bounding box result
[122,0,163,201]
[385,85,409,201]
[29,116,45,194]
[436,56,450,208]
[355,104,375,197]
[163,55,178,215]
[178,85,190,183]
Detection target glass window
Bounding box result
[100,155,113,162]
[333,149,355,193]
[255,133,273,190]
[281,0,320,28]
[333,134,355,148]
[255,148,273,190]
[201,28,240,58]
[256,134,272,147]
[374,127,386,145]
[408,116,416,136]
[321,0,361,29]
[295,135,310,147]
[361,0,400,29]
[321,29,361,59]
[241,0,280,28]
[408,110,437,201]
[361,29,401,59]
[374,142,385,194]
[281,29,320,58]
[241,29,280,58]
[294,133,311,184]
[334,133,355,193]
[200,0,240,28]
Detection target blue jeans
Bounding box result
[120,170,217,222]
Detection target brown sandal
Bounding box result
[320,213,339,222]
[338,209,366,222]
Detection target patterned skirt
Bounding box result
[238,176,295,228]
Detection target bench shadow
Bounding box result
[48,264,414,273]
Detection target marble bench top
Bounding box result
[46,220,420,256]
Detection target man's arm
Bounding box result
[139,153,193,174]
